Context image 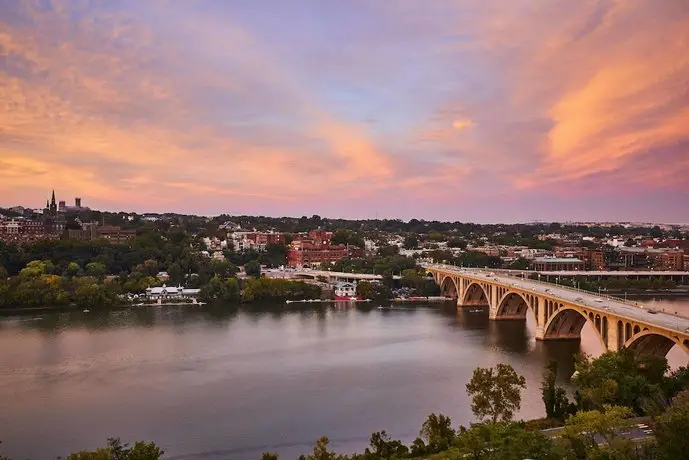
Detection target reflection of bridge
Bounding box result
[423,264,689,359]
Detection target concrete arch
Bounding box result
[543,306,607,351]
[625,331,688,358]
[495,291,532,320]
[462,282,489,306]
[439,276,458,298]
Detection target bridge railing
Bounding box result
[424,263,689,322]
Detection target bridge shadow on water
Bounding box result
[439,305,583,380]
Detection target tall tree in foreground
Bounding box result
[466,363,526,423]
[654,390,689,460]
[541,361,575,422]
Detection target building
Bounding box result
[532,257,585,272]
[582,249,606,271]
[68,222,136,244]
[287,230,360,268]
[657,251,685,271]
[144,285,200,301]
[58,197,91,213]
[684,254,689,271]
[229,231,285,252]
[0,217,63,242]
[333,281,358,300]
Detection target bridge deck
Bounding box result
[427,264,689,335]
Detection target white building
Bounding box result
[145,285,201,300]
[333,281,357,299]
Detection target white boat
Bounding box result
[82,309,90,313]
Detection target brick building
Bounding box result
[287,230,360,268]
[657,251,685,271]
[68,223,136,244]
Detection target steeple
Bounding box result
[49,190,57,215]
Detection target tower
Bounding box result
[50,190,57,215]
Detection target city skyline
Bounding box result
[1,0,688,222]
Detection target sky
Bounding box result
[1,0,688,223]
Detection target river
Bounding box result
[1,298,688,460]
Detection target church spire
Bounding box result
[49,190,57,215]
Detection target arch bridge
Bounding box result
[424,264,689,360]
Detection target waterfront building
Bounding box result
[144,285,201,301]
[333,281,357,300]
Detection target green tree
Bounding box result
[85,262,108,280]
[466,364,526,423]
[356,281,373,299]
[245,260,261,278]
[508,258,530,270]
[303,436,337,460]
[541,361,574,421]
[64,438,163,460]
[654,390,689,460]
[419,413,455,452]
[167,262,183,284]
[456,422,562,460]
[63,262,81,278]
[447,238,467,249]
[368,431,408,459]
[261,454,279,460]
[574,349,668,414]
[403,235,418,249]
[561,405,634,456]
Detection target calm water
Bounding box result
[1,299,688,460]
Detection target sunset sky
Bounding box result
[1,0,688,222]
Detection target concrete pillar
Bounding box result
[535,296,546,340]
[606,316,619,352]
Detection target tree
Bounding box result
[541,361,574,421]
[167,262,183,284]
[245,260,261,278]
[419,413,455,452]
[261,454,279,460]
[455,422,562,460]
[356,281,374,299]
[561,405,634,455]
[260,243,288,268]
[466,364,526,423]
[368,431,408,459]
[447,238,467,249]
[64,438,163,460]
[63,262,81,278]
[508,258,530,270]
[301,436,337,460]
[403,235,418,249]
[573,349,668,414]
[654,390,689,460]
[85,262,107,280]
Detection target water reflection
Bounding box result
[0,299,686,460]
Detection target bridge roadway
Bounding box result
[493,269,689,279]
[423,263,689,358]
